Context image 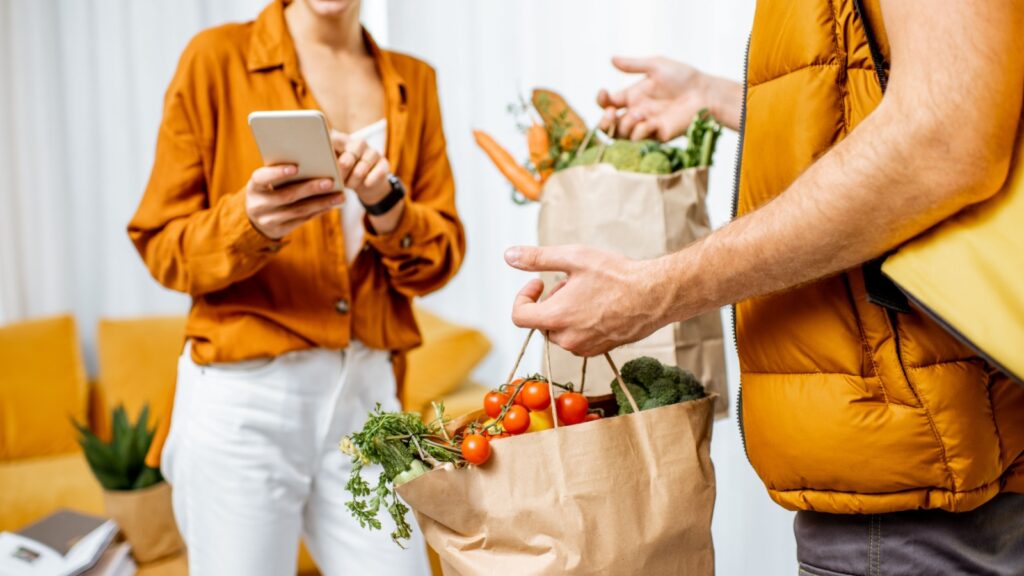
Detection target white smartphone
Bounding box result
[248,110,343,192]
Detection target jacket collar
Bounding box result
[247,0,408,166]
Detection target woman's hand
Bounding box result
[331,130,405,233]
[597,56,741,141]
[245,164,344,240]
[331,130,391,204]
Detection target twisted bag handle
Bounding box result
[504,329,641,424]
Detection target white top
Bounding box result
[342,119,387,263]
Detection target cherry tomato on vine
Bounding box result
[556,393,590,425]
[483,391,510,419]
[481,418,504,436]
[502,405,531,434]
[461,434,491,465]
[521,380,551,411]
[509,378,527,406]
[584,412,602,423]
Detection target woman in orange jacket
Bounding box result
[128,0,463,573]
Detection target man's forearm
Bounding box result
[650,0,1024,325]
[701,74,743,133]
[653,98,1014,324]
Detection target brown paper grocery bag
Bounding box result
[398,342,716,576]
[538,164,727,416]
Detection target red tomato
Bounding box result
[509,378,527,406]
[502,405,531,434]
[584,412,602,423]
[483,391,509,419]
[521,380,551,411]
[461,434,491,465]
[556,393,590,425]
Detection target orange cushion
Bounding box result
[0,452,104,531]
[93,316,186,441]
[403,309,491,412]
[0,315,88,461]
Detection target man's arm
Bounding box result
[508,0,1024,356]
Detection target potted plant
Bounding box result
[75,405,184,563]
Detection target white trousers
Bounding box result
[162,342,430,576]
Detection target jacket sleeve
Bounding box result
[363,67,466,297]
[127,38,282,297]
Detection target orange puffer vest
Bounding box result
[736,0,1024,514]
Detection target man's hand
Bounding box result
[505,245,669,356]
[245,165,343,240]
[598,56,742,140]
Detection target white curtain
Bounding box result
[0,0,387,366]
[1,0,796,573]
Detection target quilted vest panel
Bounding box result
[737,0,1024,513]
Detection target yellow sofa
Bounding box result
[0,310,490,575]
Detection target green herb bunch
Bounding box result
[74,404,164,491]
[341,403,464,547]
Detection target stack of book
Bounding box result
[0,510,136,576]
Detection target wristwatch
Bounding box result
[361,174,406,216]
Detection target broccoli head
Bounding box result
[663,365,705,401]
[647,376,684,406]
[568,145,601,168]
[638,151,672,174]
[613,356,704,414]
[612,380,649,415]
[602,140,643,172]
[620,356,665,389]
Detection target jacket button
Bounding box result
[400,234,413,249]
[334,299,350,314]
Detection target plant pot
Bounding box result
[103,481,184,563]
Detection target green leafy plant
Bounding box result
[74,404,164,491]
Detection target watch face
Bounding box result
[388,174,405,194]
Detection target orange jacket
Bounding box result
[129,0,464,367]
[737,0,1024,514]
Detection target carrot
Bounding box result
[527,123,553,181]
[473,130,542,201]
[532,88,587,151]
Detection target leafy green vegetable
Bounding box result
[555,108,724,176]
[612,357,705,414]
[341,403,464,547]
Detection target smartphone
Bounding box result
[248,110,343,192]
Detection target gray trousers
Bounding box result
[795,493,1024,576]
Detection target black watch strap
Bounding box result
[361,174,406,216]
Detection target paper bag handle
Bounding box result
[574,123,616,165]
[504,329,642,421]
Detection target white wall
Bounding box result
[0,0,796,573]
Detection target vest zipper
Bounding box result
[731,35,752,464]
